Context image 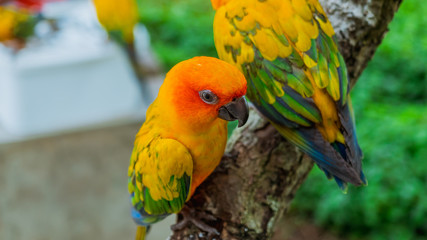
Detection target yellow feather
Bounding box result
[93,0,139,42]
[239,43,255,63]
[302,70,341,143]
[250,28,279,61]
[308,0,328,16]
[273,80,285,97]
[327,66,341,101]
[303,54,317,68]
[279,0,295,19]
[136,138,193,201]
[264,89,277,104]
[336,132,345,144]
[128,180,135,193]
[224,0,246,18]
[278,1,298,41]
[291,0,313,21]
[251,2,277,28]
[215,8,243,50]
[233,13,256,31]
[296,16,319,39]
[315,16,335,37]
[277,36,293,58]
[294,28,311,52]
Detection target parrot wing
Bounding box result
[214,0,365,188]
[128,137,193,225]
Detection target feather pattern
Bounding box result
[213,0,365,188]
[128,134,193,225]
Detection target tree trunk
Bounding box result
[171,0,402,239]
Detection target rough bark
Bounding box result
[171,0,402,239]
[319,0,403,88]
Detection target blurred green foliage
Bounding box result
[140,0,427,239]
[137,0,216,70]
[292,0,427,239]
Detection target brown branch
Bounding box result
[171,0,402,239]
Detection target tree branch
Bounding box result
[171,0,402,239]
[319,0,403,87]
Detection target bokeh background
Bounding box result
[0,0,426,239]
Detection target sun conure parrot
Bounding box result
[92,0,151,100]
[0,0,57,51]
[211,0,367,191]
[0,4,38,50]
[128,56,249,240]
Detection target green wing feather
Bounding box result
[128,137,193,224]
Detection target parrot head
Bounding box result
[210,0,231,10]
[158,56,249,130]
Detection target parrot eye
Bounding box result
[199,90,219,105]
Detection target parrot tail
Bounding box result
[270,102,367,191]
[135,226,147,240]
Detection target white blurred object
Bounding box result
[0,0,159,141]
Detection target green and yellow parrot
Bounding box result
[0,3,39,50]
[211,0,367,191]
[0,0,60,51]
[128,56,249,239]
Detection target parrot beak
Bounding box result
[218,96,249,127]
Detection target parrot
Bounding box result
[91,0,152,101]
[0,0,58,50]
[0,3,38,50]
[128,56,249,240]
[211,0,367,192]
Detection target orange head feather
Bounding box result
[210,0,231,10]
[157,56,247,131]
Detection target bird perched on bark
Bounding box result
[211,0,367,192]
[128,56,249,239]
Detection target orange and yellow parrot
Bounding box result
[128,56,249,239]
[0,2,38,50]
[211,0,367,191]
[0,0,58,50]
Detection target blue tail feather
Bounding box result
[333,176,348,193]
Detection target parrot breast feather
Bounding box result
[128,137,193,224]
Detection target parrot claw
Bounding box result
[171,206,220,239]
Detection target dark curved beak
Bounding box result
[218,96,249,127]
